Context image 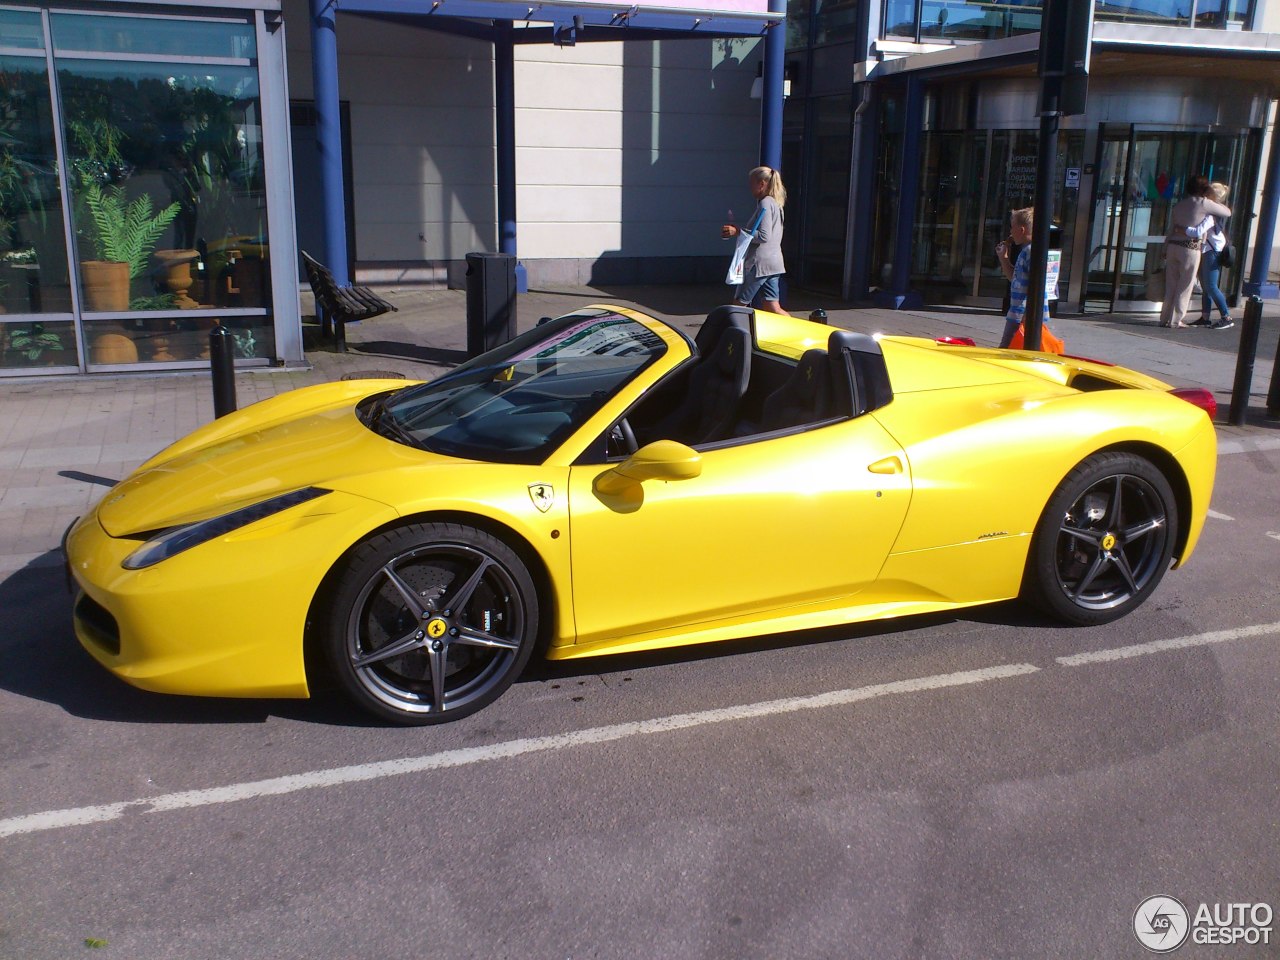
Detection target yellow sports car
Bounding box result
[66,305,1217,724]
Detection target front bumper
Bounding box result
[67,491,398,699]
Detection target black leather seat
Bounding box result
[760,348,831,431]
[652,323,752,444]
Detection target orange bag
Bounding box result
[1009,321,1065,354]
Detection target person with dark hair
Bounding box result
[1187,181,1235,330]
[1159,174,1231,328]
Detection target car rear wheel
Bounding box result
[1025,452,1178,626]
[323,522,539,724]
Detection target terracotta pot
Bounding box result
[81,260,130,312]
[154,249,201,308]
[90,331,139,364]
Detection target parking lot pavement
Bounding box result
[0,283,1277,578]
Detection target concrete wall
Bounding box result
[515,37,762,284]
[284,1,763,285]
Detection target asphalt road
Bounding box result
[1,442,1278,960]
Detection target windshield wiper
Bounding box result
[367,395,418,447]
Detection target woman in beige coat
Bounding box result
[1160,174,1232,328]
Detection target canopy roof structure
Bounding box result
[307,0,787,285]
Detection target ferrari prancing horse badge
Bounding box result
[528,483,554,513]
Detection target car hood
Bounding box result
[97,402,450,537]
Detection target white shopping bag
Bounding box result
[725,207,766,285]
[725,229,754,285]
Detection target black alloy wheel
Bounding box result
[324,522,540,724]
[1026,452,1178,626]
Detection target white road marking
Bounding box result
[0,662,1039,840]
[1057,621,1280,667]
[1268,532,1280,542]
[1207,509,1234,521]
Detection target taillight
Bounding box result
[1170,387,1217,419]
[1062,353,1116,367]
[935,336,976,346]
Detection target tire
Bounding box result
[323,522,540,725]
[1024,452,1178,626]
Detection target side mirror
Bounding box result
[595,440,702,495]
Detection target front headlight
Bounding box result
[122,487,331,570]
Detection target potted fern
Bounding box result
[67,118,179,312]
[79,181,179,312]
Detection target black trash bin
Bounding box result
[465,252,517,358]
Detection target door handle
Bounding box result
[867,456,903,475]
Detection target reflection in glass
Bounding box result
[0,54,74,372]
[50,14,256,60]
[883,0,918,37]
[0,9,46,51]
[0,319,76,369]
[1095,0,1189,26]
[919,0,1043,40]
[787,0,811,49]
[814,0,861,44]
[886,0,1251,38]
[53,30,272,362]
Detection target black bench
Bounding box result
[301,250,397,352]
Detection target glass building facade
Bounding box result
[781,0,1276,310]
[0,3,297,376]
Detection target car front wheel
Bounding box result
[323,522,540,724]
[1025,452,1178,626]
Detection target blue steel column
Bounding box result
[1244,120,1280,299]
[759,0,785,170]
[494,21,526,291]
[309,0,349,284]
[877,76,923,309]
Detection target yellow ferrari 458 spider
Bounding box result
[66,305,1217,724]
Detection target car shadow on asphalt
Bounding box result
[8,548,1059,727]
[520,600,1057,686]
[0,556,345,726]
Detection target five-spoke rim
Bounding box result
[1055,473,1169,611]
[345,542,525,715]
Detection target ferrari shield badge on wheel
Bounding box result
[65,304,1217,725]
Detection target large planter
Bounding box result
[80,260,130,312]
[153,248,201,308]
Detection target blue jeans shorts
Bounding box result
[736,273,781,305]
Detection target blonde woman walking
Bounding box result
[721,166,789,315]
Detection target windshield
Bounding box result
[370,310,668,463]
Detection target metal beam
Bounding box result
[758,0,783,170]
[334,0,776,36]
[309,0,349,284]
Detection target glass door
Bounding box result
[1083,125,1258,312]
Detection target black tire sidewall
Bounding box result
[1027,452,1178,626]
[323,522,539,725]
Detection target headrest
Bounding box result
[827,330,892,417]
[696,305,754,356]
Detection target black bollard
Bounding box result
[809,308,828,324]
[210,325,237,418]
[1269,314,1280,418]
[1229,296,1264,426]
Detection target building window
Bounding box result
[882,0,1252,41]
[53,12,272,366]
